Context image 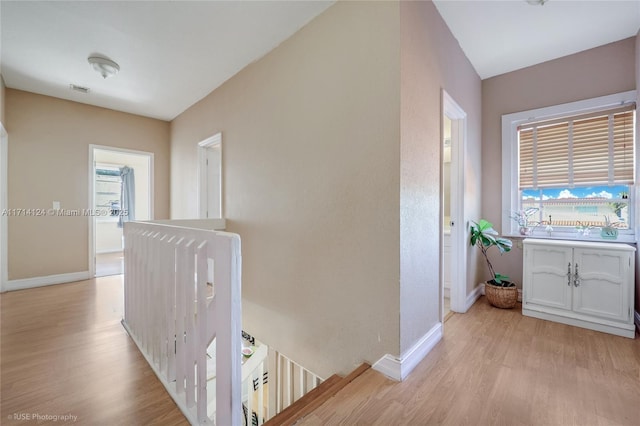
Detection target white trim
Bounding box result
[636,89,640,249]
[198,133,222,219]
[147,218,226,230]
[442,90,468,315]
[501,90,637,237]
[96,248,124,255]
[5,271,90,292]
[89,145,154,277]
[0,123,7,291]
[198,133,221,148]
[464,285,483,311]
[372,322,443,382]
[634,310,640,333]
[479,282,523,302]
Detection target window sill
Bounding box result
[505,231,636,244]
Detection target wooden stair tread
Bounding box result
[263,374,342,426]
[265,363,370,426]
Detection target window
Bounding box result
[501,91,637,240]
[95,166,122,217]
[521,185,630,230]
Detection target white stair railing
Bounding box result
[241,345,269,425]
[270,350,322,416]
[122,220,242,425]
[236,334,324,425]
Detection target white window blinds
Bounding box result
[518,105,635,189]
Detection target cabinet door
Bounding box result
[524,245,573,311]
[572,248,630,322]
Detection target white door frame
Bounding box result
[0,123,8,291]
[88,145,154,277]
[442,90,467,315]
[198,133,222,219]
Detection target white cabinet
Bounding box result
[523,238,635,338]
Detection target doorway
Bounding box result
[442,115,453,319]
[89,146,153,277]
[441,90,467,320]
[198,133,222,219]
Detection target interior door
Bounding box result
[205,146,221,219]
[442,90,467,314]
[0,125,7,288]
[198,134,222,219]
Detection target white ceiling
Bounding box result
[0,1,334,121]
[434,0,640,79]
[2,1,639,122]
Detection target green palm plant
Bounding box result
[469,219,514,287]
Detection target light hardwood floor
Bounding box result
[3,279,640,426]
[95,251,124,277]
[0,276,188,425]
[299,299,640,426]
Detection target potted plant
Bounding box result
[510,207,538,235]
[469,219,518,309]
[600,215,619,240]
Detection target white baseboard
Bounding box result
[372,322,443,382]
[635,311,640,334]
[480,282,523,302]
[4,271,90,292]
[464,285,483,311]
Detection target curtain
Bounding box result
[118,166,135,228]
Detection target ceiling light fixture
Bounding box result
[526,0,548,5]
[87,56,120,79]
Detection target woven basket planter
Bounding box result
[484,282,518,309]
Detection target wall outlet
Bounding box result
[53,201,60,210]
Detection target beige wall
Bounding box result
[171,2,401,377]
[5,89,170,280]
[482,37,637,288]
[399,1,482,351]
